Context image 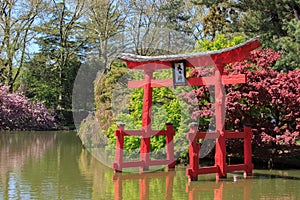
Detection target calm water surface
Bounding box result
[0,131,299,200]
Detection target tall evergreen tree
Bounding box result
[236,0,300,70]
[191,0,239,39]
[23,0,86,110]
[192,0,300,70]
[159,0,192,34]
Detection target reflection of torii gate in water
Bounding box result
[113,171,175,200]
[186,178,254,199]
[113,171,254,200]
[113,36,261,180]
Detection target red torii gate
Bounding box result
[113,37,261,178]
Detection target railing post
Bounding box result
[113,123,125,173]
[186,122,200,181]
[244,125,253,177]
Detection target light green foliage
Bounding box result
[95,63,143,155]
[102,68,184,153]
[194,34,244,51]
[112,69,181,131]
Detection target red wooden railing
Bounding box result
[186,123,253,181]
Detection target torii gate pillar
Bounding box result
[141,69,153,171]
[214,65,227,178]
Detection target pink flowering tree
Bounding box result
[0,85,57,130]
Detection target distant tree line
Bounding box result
[0,0,299,129]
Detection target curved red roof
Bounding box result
[118,36,261,70]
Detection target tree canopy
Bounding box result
[1,0,299,134]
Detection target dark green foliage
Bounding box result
[94,61,128,132]
[273,19,300,71]
[22,54,60,108]
[23,52,81,110]
[191,0,239,39]
[191,0,300,70]
[159,0,192,34]
[235,0,300,70]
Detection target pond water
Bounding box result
[0,131,299,200]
